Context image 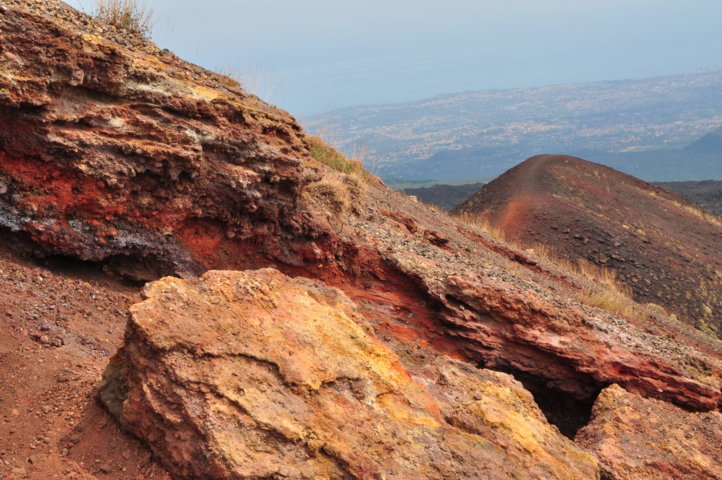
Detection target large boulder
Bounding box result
[100,269,599,480]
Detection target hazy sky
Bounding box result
[67,0,722,118]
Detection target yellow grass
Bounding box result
[454,211,644,318]
[454,212,508,243]
[579,290,636,318]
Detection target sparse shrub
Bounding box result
[93,0,155,37]
[305,173,355,214]
[305,135,374,184]
[453,211,646,318]
[575,258,633,297]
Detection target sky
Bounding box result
[67,0,722,118]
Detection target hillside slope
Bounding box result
[0,3,721,480]
[454,155,722,335]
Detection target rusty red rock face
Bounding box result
[0,5,326,277]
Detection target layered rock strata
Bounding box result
[0,0,323,278]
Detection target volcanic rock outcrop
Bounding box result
[2,2,722,480]
[100,269,600,480]
[0,0,326,280]
[577,384,722,480]
[454,154,722,335]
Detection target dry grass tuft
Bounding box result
[454,212,508,243]
[576,258,633,297]
[304,171,365,216]
[93,0,155,37]
[528,246,638,317]
[305,135,375,184]
[580,289,636,318]
[454,212,645,318]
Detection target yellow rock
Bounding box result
[101,269,599,480]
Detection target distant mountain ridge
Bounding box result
[308,68,722,182]
[403,182,484,211]
[684,126,722,154]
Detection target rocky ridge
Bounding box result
[0,0,323,280]
[0,2,721,480]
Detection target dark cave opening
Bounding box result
[492,366,605,439]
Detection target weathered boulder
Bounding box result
[576,384,722,480]
[100,269,599,480]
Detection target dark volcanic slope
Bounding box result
[403,182,484,210]
[657,180,722,217]
[454,155,722,335]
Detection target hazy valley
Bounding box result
[309,70,722,182]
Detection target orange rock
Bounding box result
[576,384,722,480]
[100,269,599,480]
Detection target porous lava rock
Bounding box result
[0,0,325,279]
[576,384,722,480]
[100,269,600,480]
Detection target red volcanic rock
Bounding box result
[454,154,722,334]
[0,0,325,279]
[431,272,722,411]
[576,384,722,480]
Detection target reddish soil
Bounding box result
[455,154,722,335]
[0,240,175,479]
